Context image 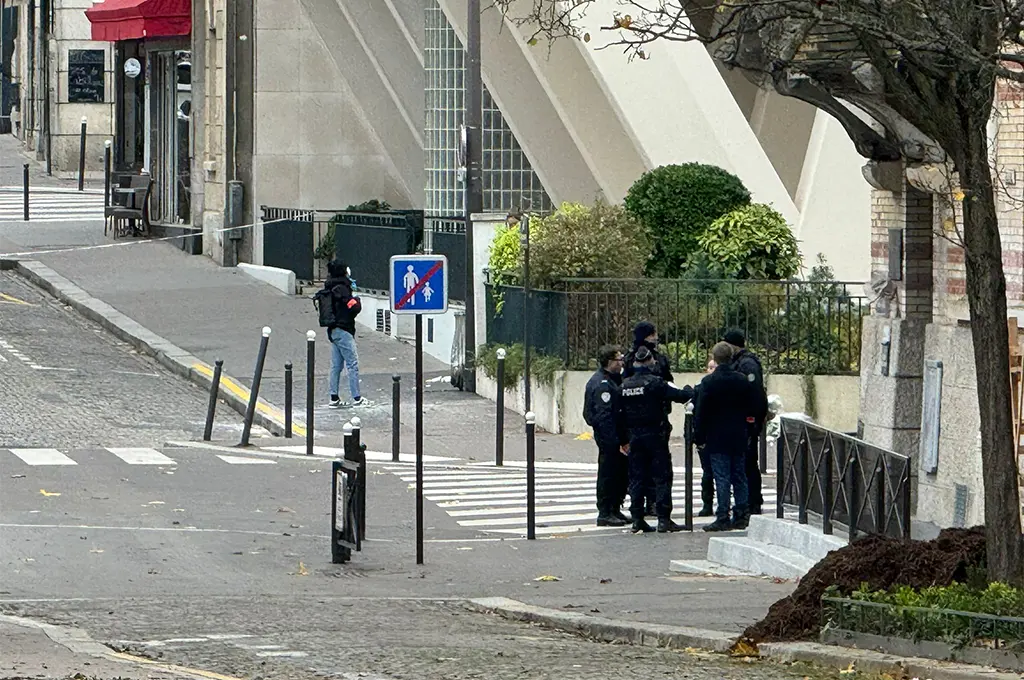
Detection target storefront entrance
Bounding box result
[113,41,191,226]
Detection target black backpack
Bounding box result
[313,287,340,328]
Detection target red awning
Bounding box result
[85,0,191,42]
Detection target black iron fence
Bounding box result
[484,276,867,374]
[259,206,470,302]
[425,216,467,302]
[777,417,912,541]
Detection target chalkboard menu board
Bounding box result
[68,49,105,103]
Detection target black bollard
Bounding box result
[103,140,111,208]
[240,326,271,447]
[284,362,293,439]
[78,117,87,192]
[22,163,29,221]
[306,330,316,456]
[351,417,366,543]
[392,374,401,462]
[526,411,536,540]
[203,359,224,442]
[684,411,694,530]
[495,348,505,466]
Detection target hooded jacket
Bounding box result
[323,261,361,336]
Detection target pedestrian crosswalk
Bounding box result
[0,447,277,467]
[383,462,777,537]
[0,187,104,222]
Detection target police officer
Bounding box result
[724,329,769,514]
[619,346,695,533]
[583,345,629,526]
[623,321,673,517]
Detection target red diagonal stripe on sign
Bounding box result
[396,260,443,310]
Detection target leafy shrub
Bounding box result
[486,225,523,314]
[476,342,564,388]
[528,201,651,285]
[314,200,392,261]
[699,203,801,280]
[624,163,750,277]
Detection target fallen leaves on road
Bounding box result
[533,575,561,582]
[144,501,165,506]
[278,507,294,513]
[295,561,309,576]
[574,432,593,441]
[39,489,60,497]
[89,549,104,554]
[729,639,759,658]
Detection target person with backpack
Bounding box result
[315,260,372,409]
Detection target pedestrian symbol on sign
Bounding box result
[403,265,419,306]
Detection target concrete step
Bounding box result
[668,559,757,577]
[706,536,817,580]
[746,515,846,562]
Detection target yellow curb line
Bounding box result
[193,362,307,438]
[106,650,246,680]
[0,292,33,305]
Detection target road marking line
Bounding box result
[0,352,6,362]
[0,522,329,539]
[217,455,277,465]
[30,365,77,371]
[8,448,78,466]
[192,362,307,438]
[458,512,598,527]
[256,651,308,658]
[105,651,247,680]
[106,447,177,465]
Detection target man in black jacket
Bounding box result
[583,345,629,526]
[724,329,768,514]
[620,346,695,533]
[694,356,717,516]
[322,260,371,409]
[623,321,672,516]
[694,342,767,531]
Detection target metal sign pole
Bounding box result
[521,215,531,412]
[415,314,424,565]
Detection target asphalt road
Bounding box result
[0,269,807,680]
[0,270,250,448]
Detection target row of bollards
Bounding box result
[202,327,317,453]
[20,119,93,224]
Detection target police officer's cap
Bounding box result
[635,346,653,362]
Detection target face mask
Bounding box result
[644,339,658,350]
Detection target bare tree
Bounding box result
[495,0,1024,583]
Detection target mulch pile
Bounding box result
[741,526,987,644]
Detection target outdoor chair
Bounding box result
[110,177,153,239]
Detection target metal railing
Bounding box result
[777,417,912,541]
[822,597,1024,649]
[556,278,866,374]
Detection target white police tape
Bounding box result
[0,215,291,259]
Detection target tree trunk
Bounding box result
[960,116,1024,586]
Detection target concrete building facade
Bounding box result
[9,0,114,177]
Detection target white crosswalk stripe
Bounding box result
[384,462,777,536]
[8,448,78,466]
[0,188,104,222]
[0,447,277,467]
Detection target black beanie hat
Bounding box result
[327,260,349,278]
[723,328,746,348]
[633,321,656,347]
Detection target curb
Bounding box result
[466,598,1021,680]
[0,613,245,680]
[2,258,300,439]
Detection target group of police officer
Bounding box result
[583,322,768,533]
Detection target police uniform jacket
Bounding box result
[619,366,694,434]
[692,364,767,454]
[730,348,768,426]
[583,369,627,450]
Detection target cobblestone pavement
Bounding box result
[0,598,838,680]
[0,271,247,448]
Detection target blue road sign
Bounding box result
[389,254,449,315]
